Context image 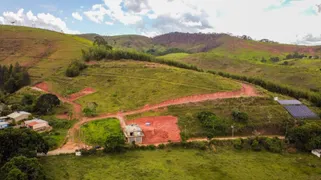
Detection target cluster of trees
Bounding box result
[285,52,306,59]
[82,102,98,117]
[146,48,189,56]
[210,71,321,107]
[287,122,321,151]
[197,111,228,138]
[270,56,280,62]
[233,137,284,153]
[0,129,48,179]
[18,93,60,115]
[65,60,87,77]
[0,63,30,94]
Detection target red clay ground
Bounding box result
[126,116,181,144]
[68,87,96,101]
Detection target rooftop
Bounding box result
[124,124,144,137]
[25,119,48,126]
[7,111,31,119]
[0,122,9,125]
[277,100,302,105]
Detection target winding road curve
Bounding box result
[33,82,276,155]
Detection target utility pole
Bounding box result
[231,125,235,137]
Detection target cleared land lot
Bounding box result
[40,148,321,180]
[48,61,240,114]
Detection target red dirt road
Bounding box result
[68,87,96,101]
[127,116,181,144]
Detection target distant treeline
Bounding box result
[80,46,201,72]
[208,70,321,107]
[0,63,30,94]
[146,47,190,56]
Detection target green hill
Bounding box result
[0,25,92,82]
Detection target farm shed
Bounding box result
[312,149,321,158]
[7,111,31,122]
[0,122,9,129]
[277,99,318,119]
[24,119,51,131]
[124,124,144,144]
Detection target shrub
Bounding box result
[66,60,87,77]
[34,94,60,115]
[264,138,283,153]
[251,139,262,151]
[104,133,126,153]
[232,110,249,123]
[158,144,165,149]
[233,138,243,150]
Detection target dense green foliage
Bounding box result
[65,60,87,77]
[287,122,321,151]
[104,133,126,153]
[197,111,228,138]
[285,52,307,59]
[232,110,249,123]
[34,94,60,115]
[0,156,46,180]
[0,63,30,94]
[210,70,321,107]
[146,47,189,56]
[0,129,49,164]
[233,137,284,153]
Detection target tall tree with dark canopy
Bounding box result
[0,63,30,94]
[1,156,46,180]
[0,129,49,164]
[34,94,60,115]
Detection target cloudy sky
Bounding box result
[1,0,321,45]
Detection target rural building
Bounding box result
[0,116,10,122]
[124,124,144,144]
[312,149,321,158]
[7,111,31,122]
[24,119,51,132]
[0,122,9,129]
[277,100,302,105]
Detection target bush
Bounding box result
[66,60,87,77]
[34,94,60,115]
[264,138,283,153]
[233,138,243,150]
[251,139,262,151]
[232,110,249,123]
[104,133,126,153]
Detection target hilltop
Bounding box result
[0,25,92,82]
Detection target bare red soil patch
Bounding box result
[34,82,50,92]
[68,87,96,101]
[56,114,69,120]
[126,116,181,144]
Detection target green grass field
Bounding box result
[40,148,321,180]
[179,52,321,92]
[80,118,122,146]
[126,97,294,137]
[0,25,92,83]
[47,60,240,114]
[158,53,191,60]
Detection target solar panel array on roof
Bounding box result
[284,105,319,119]
[277,100,302,105]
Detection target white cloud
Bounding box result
[105,21,114,25]
[84,4,109,23]
[0,9,79,34]
[72,12,83,21]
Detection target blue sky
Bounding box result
[1,0,321,45]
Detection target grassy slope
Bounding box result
[80,118,122,145]
[158,53,190,60]
[41,148,321,180]
[126,97,294,137]
[48,60,240,114]
[0,25,92,83]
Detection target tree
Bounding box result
[34,94,60,115]
[0,129,49,163]
[104,133,125,153]
[93,36,112,50]
[232,110,249,123]
[1,156,46,180]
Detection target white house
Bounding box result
[312,149,321,158]
[24,119,51,132]
[7,111,31,122]
[0,122,9,129]
[124,124,144,144]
